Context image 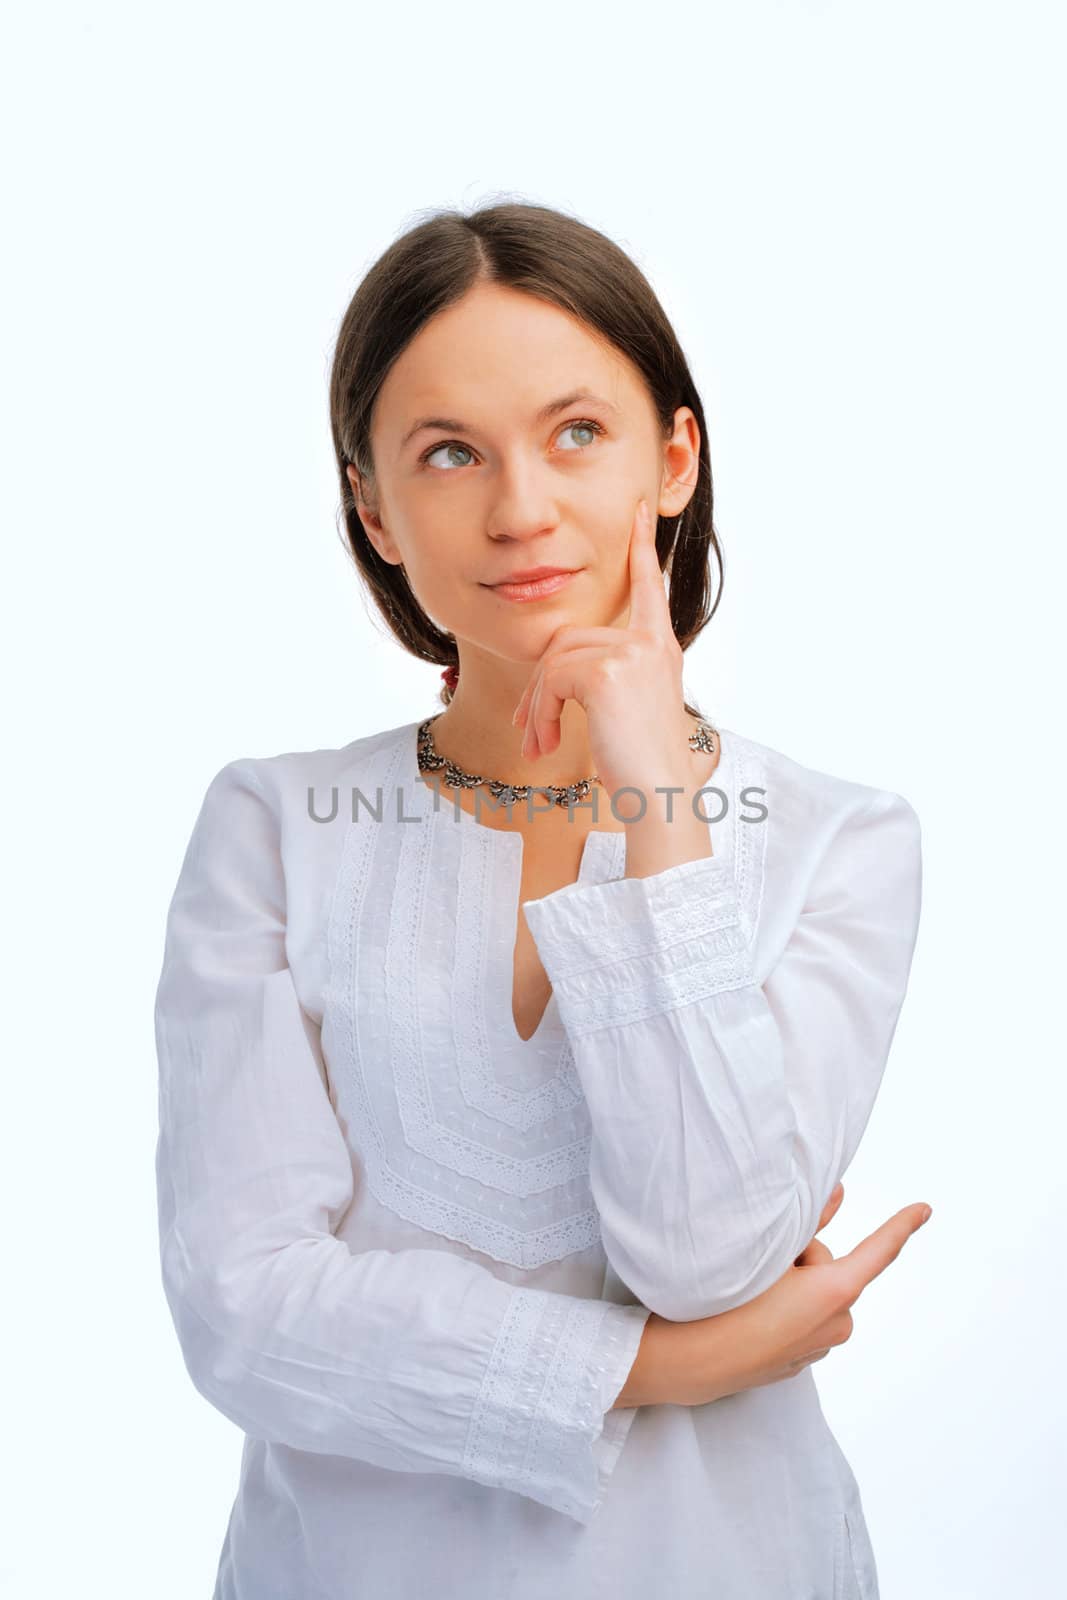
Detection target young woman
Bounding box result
[154,202,931,1600]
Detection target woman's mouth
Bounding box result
[484,570,581,602]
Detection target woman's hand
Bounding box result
[511,498,693,805]
[612,1185,933,1410]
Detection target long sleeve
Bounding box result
[522,789,922,1323]
[153,759,650,1524]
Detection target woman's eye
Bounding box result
[556,419,604,451]
[420,418,605,470]
[422,442,476,471]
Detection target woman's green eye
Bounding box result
[559,422,599,450]
[423,443,475,470]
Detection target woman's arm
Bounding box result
[154,759,650,1526]
[522,789,923,1322]
[610,1181,932,1408]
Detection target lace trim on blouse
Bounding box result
[321,721,767,1268]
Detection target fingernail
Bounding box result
[921,1206,933,1223]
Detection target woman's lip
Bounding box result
[484,570,581,601]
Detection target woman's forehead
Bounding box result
[374,292,641,441]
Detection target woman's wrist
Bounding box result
[609,1309,736,1411]
[609,1313,671,1409]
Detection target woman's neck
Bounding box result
[429,695,599,791]
[424,697,719,815]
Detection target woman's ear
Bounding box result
[345,465,404,567]
[658,406,701,519]
[345,463,373,518]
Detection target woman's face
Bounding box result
[349,281,699,672]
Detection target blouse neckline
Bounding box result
[401,714,730,1050]
[402,713,735,864]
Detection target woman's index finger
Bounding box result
[625,498,672,634]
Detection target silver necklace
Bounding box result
[416,713,719,811]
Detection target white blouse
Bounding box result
[154,714,922,1600]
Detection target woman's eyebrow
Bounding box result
[399,388,621,450]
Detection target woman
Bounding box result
[154,201,931,1599]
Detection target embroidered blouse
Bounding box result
[153,714,922,1599]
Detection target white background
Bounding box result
[4,2,1064,1595]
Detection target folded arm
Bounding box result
[522,791,923,1322]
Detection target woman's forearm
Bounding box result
[609,1190,933,1412]
[610,1311,735,1410]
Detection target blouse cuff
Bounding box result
[587,1301,653,1512]
[522,852,753,1038]
[466,1289,650,1524]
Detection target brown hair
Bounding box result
[328,200,723,720]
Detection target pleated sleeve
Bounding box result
[153,758,650,1524]
[522,789,922,1322]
